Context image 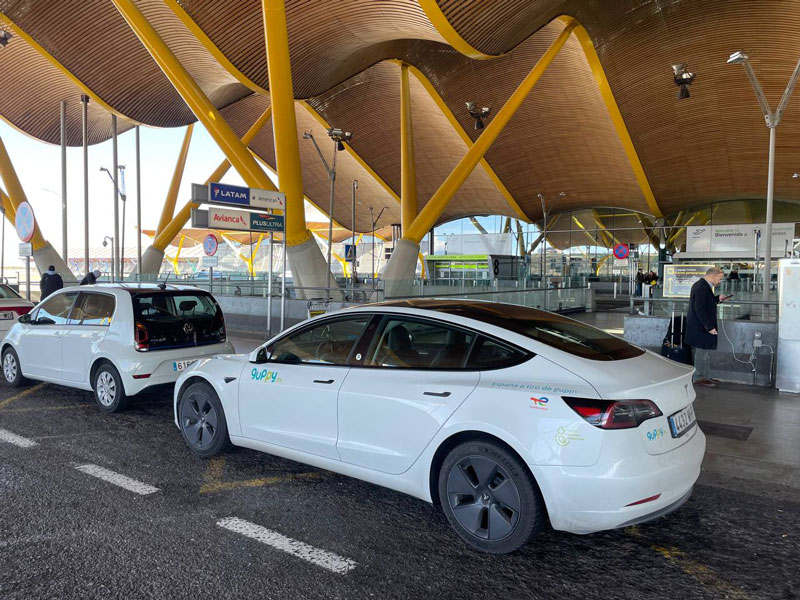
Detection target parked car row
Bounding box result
[1,285,705,554]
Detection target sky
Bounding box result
[0,117,532,273]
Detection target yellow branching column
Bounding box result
[262,0,339,299]
[0,137,76,281]
[400,63,417,235]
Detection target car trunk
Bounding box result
[131,290,225,352]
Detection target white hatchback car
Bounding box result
[2,284,234,412]
[174,299,705,553]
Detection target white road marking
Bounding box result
[217,517,357,574]
[74,464,159,496]
[0,428,37,448]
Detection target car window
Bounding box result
[69,292,115,326]
[267,317,370,365]
[466,336,528,369]
[131,291,225,350]
[365,318,475,369]
[0,284,21,299]
[35,292,77,325]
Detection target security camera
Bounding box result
[327,127,353,151]
[466,101,491,129]
[672,63,695,99]
[302,132,312,139]
[102,239,108,247]
[727,51,749,65]
[0,30,12,48]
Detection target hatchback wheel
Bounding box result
[178,382,230,458]
[2,347,26,388]
[438,440,545,554]
[93,362,129,413]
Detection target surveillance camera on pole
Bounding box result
[466,101,491,129]
[0,30,12,48]
[672,63,695,100]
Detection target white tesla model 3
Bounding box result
[174,299,705,553]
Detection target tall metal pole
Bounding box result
[82,96,89,275]
[326,143,337,298]
[112,115,120,281]
[136,126,142,276]
[280,206,286,332]
[369,206,375,291]
[119,165,127,278]
[60,100,68,270]
[1,208,5,282]
[351,180,358,288]
[763,126,776,301]
[267,231,273,335]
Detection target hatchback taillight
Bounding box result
[134,321,149,351]
[7,305,32,315]
[563,397,662,429]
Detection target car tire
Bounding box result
[178,382,231,458]
[92,362,129,413]
[438,439,545,554]
[2,347,27,388]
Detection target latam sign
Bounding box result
[208,207,285,233]
[209,182,249,206]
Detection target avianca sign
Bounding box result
[208,207,249,230]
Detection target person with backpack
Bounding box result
[39,265,64,300]
[80,269,102,285]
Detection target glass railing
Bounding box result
[629,296,777,322]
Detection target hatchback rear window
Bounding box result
[131,291,225,351]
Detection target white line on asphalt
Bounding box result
[74,464,160,496]
[217,517,357,574]
[0,428,37,448]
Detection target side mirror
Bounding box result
[18,313,31,324]
[249,346,270,364]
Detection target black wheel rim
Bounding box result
[446,455,522,541]
[181,391,219,450]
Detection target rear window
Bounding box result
[435,303,644,361]
[0,284,21,299]
[132,291,225,350]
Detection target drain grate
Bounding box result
[697,420,753,441]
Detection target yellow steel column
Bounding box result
[262,0,310,246]
[153,108,274,252]
[0,187,16,223]
[112,0,274,192]
[400,63,417,235]
[156,124,194,236]
[404,20,577,243]
[0,137,47,250]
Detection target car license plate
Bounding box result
[173,359,197,372]
[0,311,14,320]
[668,404,696,438]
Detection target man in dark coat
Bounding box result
[39,265,63,300]
[685,267,731,386]
[80,269,102,286]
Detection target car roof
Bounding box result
[350,298,554,321]
[73,283,202,293]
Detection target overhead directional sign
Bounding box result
[206,182,286,210]
[206,207,285,233]
[15,201,35,243]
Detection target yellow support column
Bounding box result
[262,0,309,247]
[153,107,274,252]
[400,63,417,235]
[0,138,46,250]
[156,124,194,237]
[0,187,16,223]
[404,20,577,243]
[112,0,273,192]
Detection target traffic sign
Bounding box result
[18,242,32,257]
[613,243,629,260]
[343,244,356,262]
[203,234,218,256]
[199,255,218,268]
[15,201,35,243]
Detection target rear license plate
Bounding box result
[669,404,696,438]
[173,359,197,372]
[0,311,14,320]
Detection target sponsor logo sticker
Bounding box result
[251,368,281,383]
[529,396,549,411]
[555,426,584,447]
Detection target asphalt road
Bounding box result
[1,382,797,600]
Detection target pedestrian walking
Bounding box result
[685,267,732,386]
[39,265,64,300]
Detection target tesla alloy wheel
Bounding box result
[179,382,231,458]
[93,362,129,413]
[2,347,26,388]
[439,440,545,554]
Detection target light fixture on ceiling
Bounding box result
[0,30,12,48]
[327,127,352,151]
[672,63,695,99]
[466,101,491,130]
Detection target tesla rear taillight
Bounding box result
[134,322,149,352]
[563,397,662,430]
[7,305,32,315]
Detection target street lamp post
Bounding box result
[103,236,115,282]
[351,180,358,288]
[728,50,800,301]
[100,166,127,279]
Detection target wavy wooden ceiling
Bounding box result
[1,0,800,228]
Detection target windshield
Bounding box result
[433,302,644,361]
[131,291,225,350]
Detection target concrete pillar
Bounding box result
[382,238,420,299]
[131,245,165,280]
[32,242,77,283]
[287,235,343,300]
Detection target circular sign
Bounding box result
[203,234,218,257]
[613,243,629,260]
[15,201,35,243]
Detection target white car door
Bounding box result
[336,316,480,474]
[17,291,78,379]
[61,292,116,383]
[238,314,372,460]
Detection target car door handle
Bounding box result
[423,391,451,397]
[313,379,335,384]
